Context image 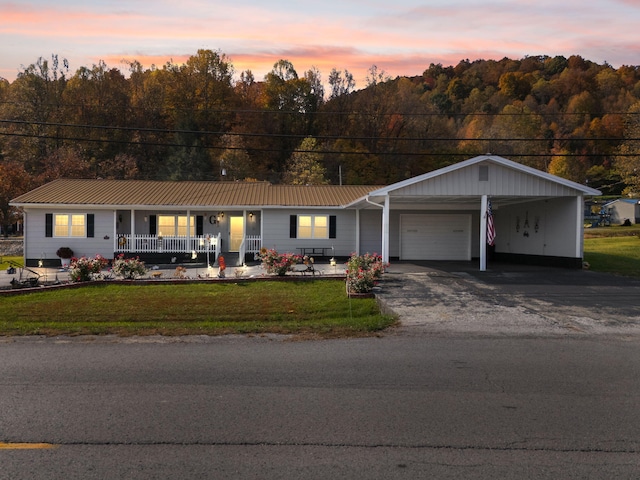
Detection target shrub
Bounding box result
[345,253,387,293]
[69,255,109,282]
[112,254,148,279]
[259,248,302,276]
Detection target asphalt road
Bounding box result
[1,333,639,479]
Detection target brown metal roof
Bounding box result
[11,179,379,208]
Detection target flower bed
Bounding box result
[69,255,109,282]
[258,248,302,276]
[112,254,148,279]
[345,252,387,295]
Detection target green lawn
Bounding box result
[0,256,21,269]
[0,280,395,337]
[584,236,640,277]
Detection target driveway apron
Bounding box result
[376,262,640,337]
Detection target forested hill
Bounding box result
[2,52,640,198]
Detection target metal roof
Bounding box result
[10,179,379,208]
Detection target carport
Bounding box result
[347,155,601,270]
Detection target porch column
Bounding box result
[382,195,390,264]
[355,209,360,255]
[186,209,191,255]
[130,209,136,253]
[480,195,488,271]
[113,211,118,253]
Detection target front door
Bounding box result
[229,216,244,252]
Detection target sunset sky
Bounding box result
[2,0,640,89]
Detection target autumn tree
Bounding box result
[218,134,253,181]
[0,161,34,237]
[614,101,640,195]
[3,55,69,170]
[283,137,328,185]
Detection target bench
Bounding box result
[296,247,332,257]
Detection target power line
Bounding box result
[0,118,633,144]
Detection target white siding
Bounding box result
[24,208,115,262]
[359,209,382,255]
[390,162,579,197]
[261,209,356,257]
[496,198,579,258]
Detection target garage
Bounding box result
[400,214,471,261]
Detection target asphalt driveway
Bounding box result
[376,261,640,337]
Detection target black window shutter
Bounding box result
[45,214,53,237]
[149,215,157,235]
[87,214,94,238]
[329,215,337,238]
[289,215,297,238]
[196,215,204,236]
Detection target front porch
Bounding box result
[114,233,262,266]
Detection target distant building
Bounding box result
[603,199,640,225]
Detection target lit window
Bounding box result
[298,215,312,238]
[298,215,328,239]
[54,214,85,237]
[158,215,195,236]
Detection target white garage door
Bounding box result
[400,214,471,260]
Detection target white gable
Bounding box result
[370,155,601,198]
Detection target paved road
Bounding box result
[1,262,640,479]
[1,333,639,479]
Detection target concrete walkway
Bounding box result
[0,261,347,288]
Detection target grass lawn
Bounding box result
[0,280,395,337]
[0,256,21,269]
[584,236,640,277]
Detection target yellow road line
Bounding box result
[0,443,57,450]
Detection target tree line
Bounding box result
[2,50,640,234]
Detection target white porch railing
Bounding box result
[114,233,261,260]
[237,235,262,266]
[244,235,261,254]
[115,234,222,255]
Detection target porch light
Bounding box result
[249,212,254,219]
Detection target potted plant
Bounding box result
[56,247,74,268]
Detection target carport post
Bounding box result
[480,195,488,271]
[382,195,390,264]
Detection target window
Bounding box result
[158,215,195,236]
[54,214,86,237]
[298,215,328,239]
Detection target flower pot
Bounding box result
[60,258,71,268]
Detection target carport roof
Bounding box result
[345,154,602,208]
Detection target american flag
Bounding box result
[486,199,496,246]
